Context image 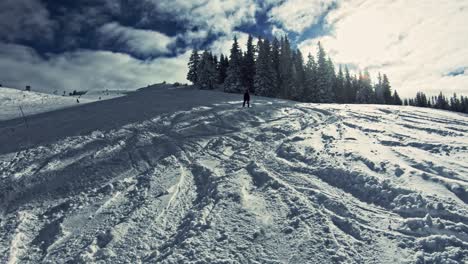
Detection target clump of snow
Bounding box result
[415,235,468,263]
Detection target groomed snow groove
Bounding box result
[0,86,467,263]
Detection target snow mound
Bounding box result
[0,85,467,263]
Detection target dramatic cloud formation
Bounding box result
[0,0,467,97]
[98,22,176,56]
[146,0,257,36]
[0,43,189,92]
[0,0,55,42]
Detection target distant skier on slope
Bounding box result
[243,89,250,108]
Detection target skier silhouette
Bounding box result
[243,89,250,108]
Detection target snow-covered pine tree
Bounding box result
[242,35,256,93]
[254,38,277,97]
[196,50,217,90]
[224,36,244,93]
[187,49,200,84]
[382,74,392,104]
[304,53,318,102]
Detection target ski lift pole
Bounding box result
[18,105,28,127]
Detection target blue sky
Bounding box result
[0,0,467,97]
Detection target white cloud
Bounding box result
[269,0,337,33]
[147,0,257,42]
[0,43,190,92]
[271,25,288,39]
[299,0,468,97]
[177,30,210,46]
[98,22,176,56]
[209,32,251,56]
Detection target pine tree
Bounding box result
[279,36,295,99]
[224,36,244,93]
[292,49,306,100]
[327,57,336,102]
[382,74,392,104]
[242,35,256,93]
[187,34,407,108]
[415,92,428,107]
[217,54,229,84]
[450,93,461,112]
[461,96,468,113]
[304,53,318,102]
[356,71,374,103]
[271,37,281,97]
[334,65,345,103]
[187,49,200,84]
[434,92,448,109]
[344,66,354,103]
[254,38,277,97]
[392,90,402,105]
[316,42,333,103]
[196,50,217,90]
[375,73,384,104]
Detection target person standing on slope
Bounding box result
[243,89,250,108]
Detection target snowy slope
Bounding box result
[0,85,467,263]
[0,87,126,121]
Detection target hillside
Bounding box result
[0,85,467,263]
[0,87,126,121]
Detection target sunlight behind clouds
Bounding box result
[298,0,468,97]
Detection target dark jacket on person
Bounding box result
[244,91,250,101]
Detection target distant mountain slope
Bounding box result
[0,85,467,263]
[0,87,127,121]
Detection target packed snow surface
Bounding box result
[0,87,126,121]
[0,85,467,263]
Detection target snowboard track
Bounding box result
[0,90,467,263]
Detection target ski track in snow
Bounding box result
[0,85,467,263]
